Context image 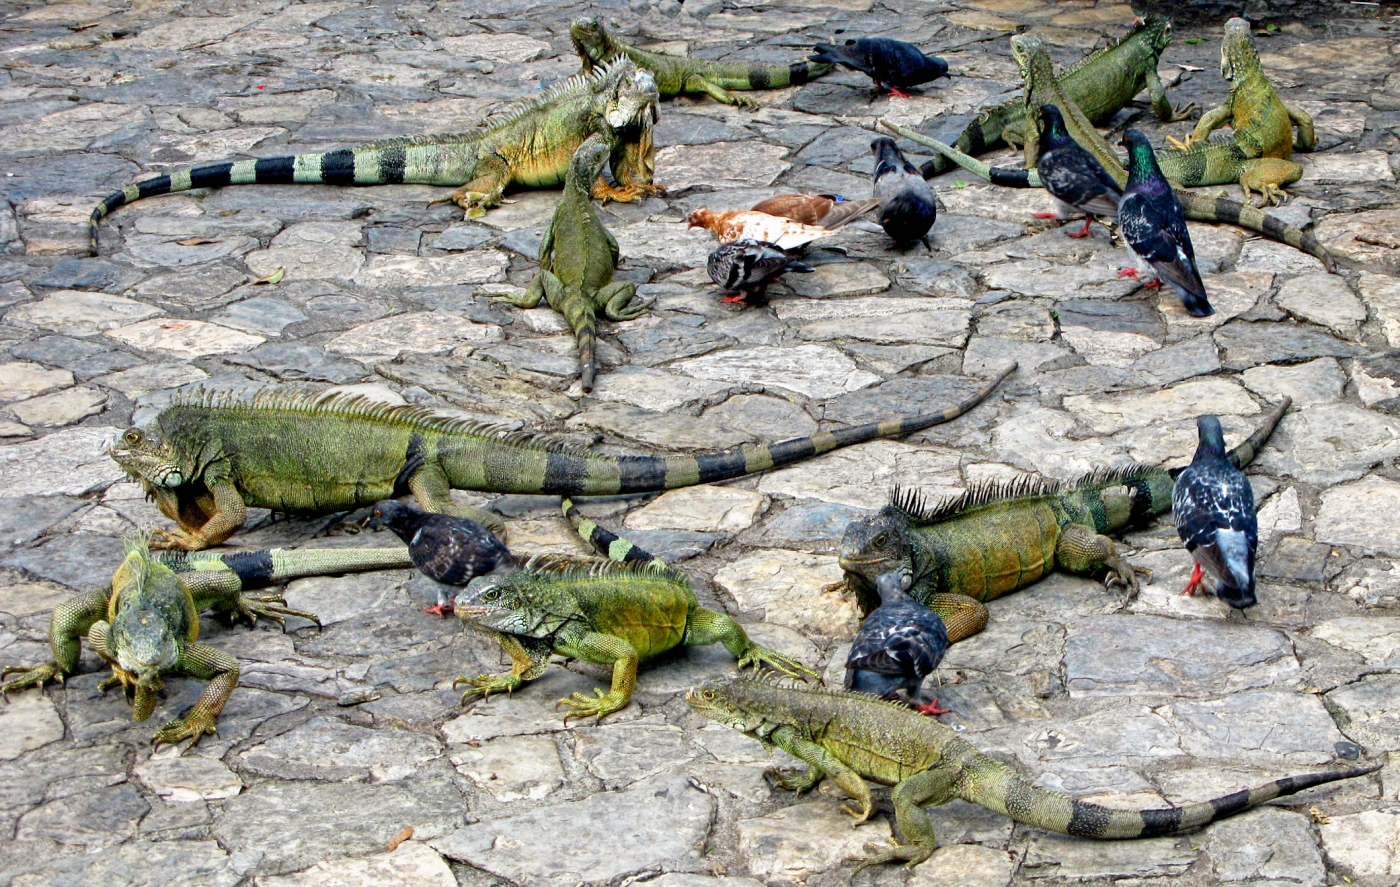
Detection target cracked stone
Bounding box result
[0,427,125,496]
[0,361,73,402]
[674,344,880,400]
[1319,810,1400,882]
[326,312,503,364]
[255,841,457,887]
[656,141,790,190]
[712,548,855,638]
[736,800,892,881]
[0,691,64,761]
[1313,617,1400,667]
[1326,675,1400,752]
[1275,272,1366,337]
[104,319,265,358]
[449,736,564,802]
[9,386,106,427]
[17,782,149,847]
[239,715,444,783]
[1311,462,1400,543]
[134,754,243,802]
[624,486,767,533]
[6,290,164,336]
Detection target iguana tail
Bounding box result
[560,498,666,569]
[965,755,1380,839]
[701,59,832,91]
[1176,192,1334,271]
[1223,395,1290,473]
[562,302,600,393]
[156,547,416,591]
[88,139,475,254]
[913,106,1021,180]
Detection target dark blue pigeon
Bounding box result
[707,238,813,305]
[1032,104,1123,239]
[365,499,518,617]
[844,572,950,715]
[872,137,937,250]
[810,37,949,97]
[1117,129,1213,317]
[1172,415,1257,609]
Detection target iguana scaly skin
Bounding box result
[688,677,1380,871]
[838,398,1289,621]
[453,556,816,722]
[918,14,1195,180]
[108,366,1013,551]
[1163,17,1316,205]
[883,36,1335,269]
[497,137,648,392]
[88,59,662,252]
[570,16,831,108]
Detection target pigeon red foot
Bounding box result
[1117,267,1163,288]
[422,603,455,617]
[1067,218,1094,238]
[1180,561,1204,596]
[914,698,950,716]
[1032,211,1059,219]
[721,293,749,304]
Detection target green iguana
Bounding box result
[688,677,1380,871]
[453,555,815,722]
[497,137,647,392]
[883,35,1335,269]
[1161,17,1316,206]
[108,366,1014,551]
[917,14,1196,180]
[837,398,1289,620]
[0,540,409,747]
[570,16,831,108]
[88,58,662,252]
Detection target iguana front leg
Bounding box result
[1188,102,1234,146]
[427,156,510,220]
[598,130,664,204]
[1284,101,1317,151]
[455,633,551,704]
[1055,523,1150,599]
[848,767,961,873]
[151,478,247,551]
[771,726,874,823]
[686,608,818,680]
[0,589,110,697]
[153,643,238,750]
[183,571,322,629]
[555,631,638,723]
[89,620,162,721]
[767,763,825,793]
[405,460,508,541]
[684,74,759,108]
[1146,67,1200,122]
[595,280,646,322]
[923,593,990,644]
[1239,157,1304,207]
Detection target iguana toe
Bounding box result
[152,710,217,750]
[1168,101,1201,122]
[0,662,63,698]
[454,672,521,705]
[557,687,627,723]
[1164,133,1197,152]
[149,528,202,551]
[234,593,321,629]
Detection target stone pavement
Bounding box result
[1,0,1399,885]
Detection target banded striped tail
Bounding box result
[159,546,415,590]
[561,498,666,569]
[1178,191,1336,271]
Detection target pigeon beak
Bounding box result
[1217,585,1257,610]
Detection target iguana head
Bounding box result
[1219,17,1258,82]
[109,424,191,492]
[838,505,917,602]
[570,17,622,73]
[108,536,191,720]
[1137,13,1174,53]
[455,565,574,639]
[1009,35,1054,85]
[604,63,659,130]
[685,680,774,740]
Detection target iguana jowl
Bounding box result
[453,556,815,722]
[108,366,1013,551]
[497,137,649,392]
[688,677,1379,871]
[0,540,410,748]
[838,399,1289,623]
[88,58,662,252]
[570,16,831,107]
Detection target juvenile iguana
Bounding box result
[453,556,815,722]
[570,16,830,108]
[917,14,1196,180]
[108,366,1013,551]
[837,398,1289,621]
[497,137,647,392]
[884,35,1335,269]
[1,539,409,747]
[688,677,1380,871]
[88,58,662,252]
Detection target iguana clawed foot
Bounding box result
[736,645,818,681]
[427,188,500,220]
[149,527,205,551]
[848,839,934,874]
[1166,101,1201,123]
[0,662,64,698]
[765,765,822,793]
[591,181,665,204]
[152,709,218,750]
[228,593,321,629]
[454,672,522,705]
[1104,556,1151,600]
[556,686,629,723]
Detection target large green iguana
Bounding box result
[496,137,647,393]
[0,540,410,747]
[688,677,1380,871]
[108,366,1013,552]
[837,398,1289,620]
[883,35,1334,268]
[88,58,662,252]
[570,16,831,108]
[917,14,1196,180]
[453,556,816,722]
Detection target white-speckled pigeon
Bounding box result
[871,136,937,250]
[1172,415,1257,609]
[707,238,814,305]
[810,37,949,97]
[1031,104,1123,238]
[365,499,517,617]
[844,572,950,715]
[1118,129,1213,317]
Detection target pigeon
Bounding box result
[364,500,518,617]
[844,572,950,715]
[810,37,949,97]
[687,208,833,250]
[707,238,814,305]
[748,193,882,229]
[1030,104,1123,238]
[1117,129,1213,317]
[871,136,937,250]
[1172,415,1258,610]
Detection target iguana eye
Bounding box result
[122,429,142,445]
[483,590,500,601]
[873,534,889,548]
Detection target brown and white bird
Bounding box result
[364,500,517,617]
[749,193,882,229]
[687,208,833,250]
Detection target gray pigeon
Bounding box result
[365,500,517,616]
[1173,416,1257,609]
[810,38,949,97]
[844,572,950,714]
[871,137,937,250]
[707,238,813,305]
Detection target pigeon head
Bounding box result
[1120,130,1165,182]
[364,499,419,539]
[1037,104,1072,149]
[1194,415,1228,459]
[877,194,936,246]
[920,53,950,81]
[1220,18,1259,82]
[874,571,914,607]
[687,207,715,230]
